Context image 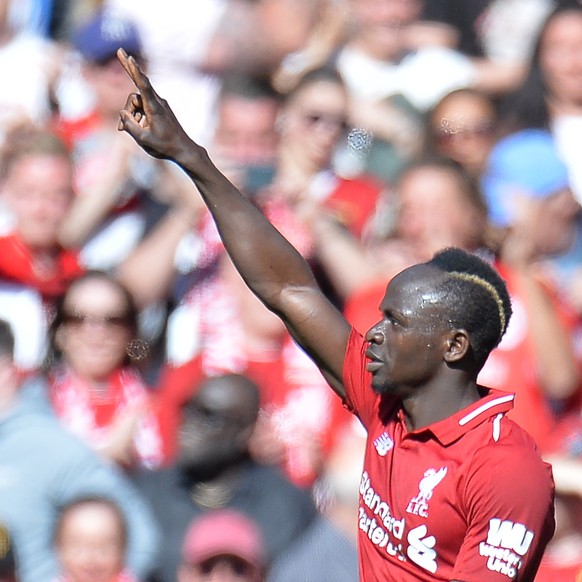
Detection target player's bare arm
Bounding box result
[116,48,351,395]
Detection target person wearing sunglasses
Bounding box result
[425,88,499,180]
[44,270,163,472]
[0,318,159,582]
[267,66,383,244]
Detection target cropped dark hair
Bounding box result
[427,248,512,368]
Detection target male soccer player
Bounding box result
[116,48,554,581]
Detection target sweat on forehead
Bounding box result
[390,264,449,294]
[383,265,450,318]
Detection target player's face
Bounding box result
[364,265,448,396]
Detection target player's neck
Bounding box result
[402,380,481,432]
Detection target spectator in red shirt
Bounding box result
[0,124,83,372]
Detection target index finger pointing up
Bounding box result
[117,47,159,102]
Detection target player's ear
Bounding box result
[443,329,470,363]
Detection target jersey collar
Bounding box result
[400,388,515,446]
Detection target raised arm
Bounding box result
[116,49,351,394]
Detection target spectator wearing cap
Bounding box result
[178,509,266,582]
[72,9,142,67]
[0,522,17,582]
[53,8,175,275]
[481,128,579,236]
[481,128,582,311]
[477,128,582,450]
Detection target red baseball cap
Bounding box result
[181,510,265,571]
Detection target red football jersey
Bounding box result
[343,328,555,581]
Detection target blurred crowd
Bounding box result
[1,0,582,580]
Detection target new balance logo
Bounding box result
[374,432,394,456]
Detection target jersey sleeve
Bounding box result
[452,435,555,581]
[342,327,380,429]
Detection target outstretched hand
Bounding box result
[117,48,193,162]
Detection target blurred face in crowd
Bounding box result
[512,186,580,258]
[348,0,423,59]
[394,164,487,258]
[177,375,258,475]
[429,91,497,177]
[4,152,73,250]
[539,10,582,108]
[279,76,349,173]
[213,95,279,167]
[537,188,581,256]
[56,501,126,582]
[56,276,135,382]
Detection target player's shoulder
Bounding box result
[472,414,553,479]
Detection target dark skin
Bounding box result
[116,48,482,433]
[177,376,258,476]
